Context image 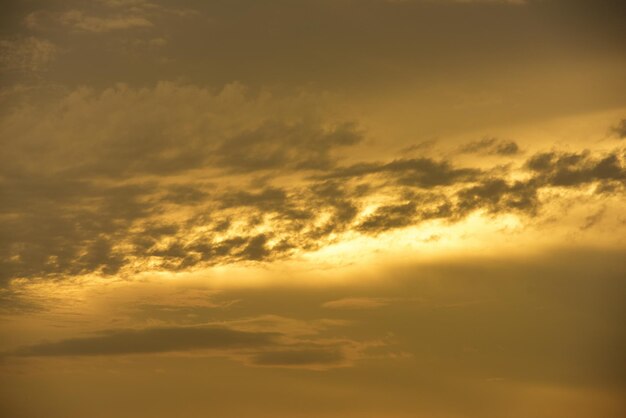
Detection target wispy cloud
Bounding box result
[26,10,152,32]
[60,10,153,32]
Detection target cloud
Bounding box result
[58,10,153,32]
[1,83,625,285]
[0,83,361,283]
[24,1,197,33]
[458,137,520,156]
[0,178,153,283]
[399,139,438,155]
[0,37,58,72]
[25,10,152,32]
[0,83,360,180]
[322,297,390,310]
[2,248,624,416]
[220,188,295,214]
[358,203,417,233]
[526,150,625,187]
[0,287,44,315]
[6,316,367,369]
[611,119,626,139]
[456,178,539,215]
[10,326,277,357]
[580,206,606,230]
[216,121,362,173]
[320,158,481,188]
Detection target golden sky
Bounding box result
[1,1,625,417]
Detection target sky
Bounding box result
[0,1,625,417]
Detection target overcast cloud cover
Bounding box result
[1,1,625,417]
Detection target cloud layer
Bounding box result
[1,83,625,285]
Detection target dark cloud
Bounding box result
[0,177,153,284]
[456,178,539,215]
[526,150,625,187]
[358,202,417,233]
[10,326,278,357]
[137,231,295,272]
[239,234,271,261]
[306,180,361,232]
[5,319,363,370]
[458,137,520,155]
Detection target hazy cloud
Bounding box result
[580,206,606,230]
[61,10,152,32]
[25,10,152,32]
[216,121,362,173]
[23,0,197,33]
[0,37,58,72]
